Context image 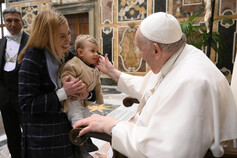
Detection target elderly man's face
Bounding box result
[4,13,23,35]
[135,28,153,63]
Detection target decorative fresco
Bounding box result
[21,5,38,30]
[41,3,51,10]
[182,0,202,6]
[153,0,166,12]
[173,0,205,18]
[51,0,60,4]
[218,0,236,15]
[118,25,146,73]
[217,20,237,82]
[101,27,114,63]
[215,0,237,82]
[118,0,148,22]
[101,0,114,24]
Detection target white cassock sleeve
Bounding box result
[116,72,154,101]
[112,70,237,158]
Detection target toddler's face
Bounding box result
[78,41,99,66]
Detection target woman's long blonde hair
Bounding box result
[18,9,68,63]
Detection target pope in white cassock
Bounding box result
[73,12,237,158]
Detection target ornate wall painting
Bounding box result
[101,0,114,24]
[173,0,205,18]
[218,0,236,15]
[153,0,167,12]
[217,20,236,81]
[182,0,202,6]
[118,0,148,22]
[101,27,114,64]
[41,3,51,10]
[51,0,60,4]
[21,5,38,30]
[118,26,146,73]
[62,0,88,4]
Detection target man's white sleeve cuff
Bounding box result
[56,88,67,101]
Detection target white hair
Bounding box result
[138,32,186,54]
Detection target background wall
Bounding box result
[7,0,237,83]
[98,0,237,83]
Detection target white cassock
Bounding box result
[111,44,237,158]
[231,55,237,106]
[231,55,237,147]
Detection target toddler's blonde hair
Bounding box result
[74,34,98,50]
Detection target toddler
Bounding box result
[58,34,104,156]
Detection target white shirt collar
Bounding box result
[5,29,23,41]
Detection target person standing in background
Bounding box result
[0,8,29,158]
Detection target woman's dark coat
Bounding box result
[18,48,74,158]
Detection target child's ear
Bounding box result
[77,48,83,57]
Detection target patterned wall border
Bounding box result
[41,3,51,10]
[182,0,202,6]
[117,0,148,23]
[21,5,38,30]
[100,27,114,64]
[215,19,237,82]
[218,0,237,16]
[153,0,168,13]
[100,0,114,24]
[117,25,145,73]
[232,21,237,65]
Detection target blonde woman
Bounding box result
[18,10,89,158]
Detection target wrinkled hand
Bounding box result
[73,114,119,136]
[96,54,114,75]
[63,76,88,99]
[96,54,121,82]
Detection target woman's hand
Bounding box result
[63,76,88,99]
[71,83,89,101]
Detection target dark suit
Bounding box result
[0,31,29,158]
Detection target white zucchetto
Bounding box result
[140,12,183,44]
